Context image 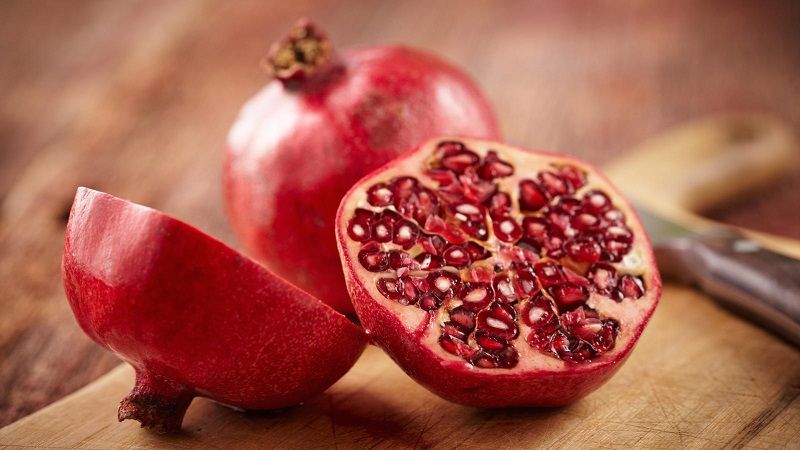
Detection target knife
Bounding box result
[635,202,800,347]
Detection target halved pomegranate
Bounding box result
[62,188,367,432]
[336,138,661,407]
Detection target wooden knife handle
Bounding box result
[658,232,800,347]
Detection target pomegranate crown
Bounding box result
[262,18,339,85]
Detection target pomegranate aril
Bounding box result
[557,165,586,191]
[377,277,405,301]
[370,217,393,243]
[571,213,601,232]
[441,150,480,174]
[470,347,518,369]
[603,209,625,222]
[418,293,443,311]
[515,268,540,298]
[415,253,444,270]
[476,302,518,340]
[367,183,394,206]
[477,150,514,180]
[358,246,388,272]
[475,332,509,352]
[493,218,522,243]
[522,294,558,328]
[602,239,631,262]
[554,197,583,215]
[449,306,476,331]
[452,202,485,222]
[436,140,466,156]
[486,192,512,220]
[519,180,548,212]
[460,220,488,240]
[428,271,460,297]
[442,245,471,267]
[419,235,447,255]
[618,274,645,299]
[439,333,474,357]
[426,168,458,187]
[464,241,491,261]
[538,171,572,197]
[458,282,494,312]
[582,190,612,213]
[393,220,420,249]
[605,224,633,243]
[533,261,566,288]
[413,188,440,224]
[565,237,602,263]
[387,250,413,269]
[468,266,494,283]
[550,283,589,310]
[551,331,592,363]
[587,263,617,295]
[493,274,518,303]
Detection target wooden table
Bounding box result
[1,0,798,438]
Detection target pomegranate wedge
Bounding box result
[63,188,367,432]
[336,138,661,407]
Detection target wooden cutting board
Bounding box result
[1,115,798,448]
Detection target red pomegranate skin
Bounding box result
[336,138,662,407]
[224,22,500,315]
[62,188,367,432]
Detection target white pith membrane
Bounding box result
[340,138,658,371]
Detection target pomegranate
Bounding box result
[336,138,661,407]
[62,188,367,432]
[224,19,499,315]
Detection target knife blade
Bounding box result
[633,201,800,347]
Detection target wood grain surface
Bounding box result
[1,0,799,434]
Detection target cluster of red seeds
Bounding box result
[347,141,646,367]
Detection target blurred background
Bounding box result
[0,0,798,427]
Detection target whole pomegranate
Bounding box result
[336,138,661,407]
[224,19,500,314]
[62,188,367,433]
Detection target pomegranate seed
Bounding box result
[452,202,485,222]
[419,235,447,255]
[557,165,586,190]
[413,188,440,224]
[493,274,518,303]
[377,277,405,301]
[387,250,413,269]
[393,220,420,249]
[441,150,480,174]
[605,224,633,243]
[392,176,419,192]
[436,140,466,156]
[565,237,602,263]
[347,209,376,242]
[602,239,631,262]
[603,209,625,222]
[358,245,388,272]
[443,245,471,267]
[464,241,491,261]
[458,282,494,312]
[459,220,488,240]
[515,268,540,298]
[551,331,592,363]
[449,306,476,331]
[549,283,589,310]
[442,222,468,244]
[618,274,645,299]
[427,271,460,297]
[477,302,518,340]
[521,294,558,328]
[439,333,474,357]
[582,190,612,213]
[477,150,514,180]
[366,183,394,206]
[571,212,600,232]
[418,293,443,311]
[415,253,444,270]
[475,332,509,352]
[554,197,582,215]
[426,169,458,187]
[533,261,566,288]
[486,192,512,219]
[519,180,548,211]
[468,266,494,283]
[538,171,572,197]
[587,263,617,295]
[471,347,519,368]
[370,217,393,243]
[493,218,522,243]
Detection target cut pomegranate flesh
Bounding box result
[337,138,661,407]
[63,188,367,432]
